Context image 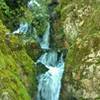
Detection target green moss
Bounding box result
[0,21,37,99]
[0,70,31,100]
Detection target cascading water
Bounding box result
[28,0,40,8]
[37,50,65,100]
[13,22,29,34]
[39,23,50,49]
[10,0,67,99]
[34,1,66,98]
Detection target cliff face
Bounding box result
[61,0,100,100]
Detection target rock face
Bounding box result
[61,35,100,100]
[60,0,100,100]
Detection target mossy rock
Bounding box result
[60,0,100,99]
[61,33,100,100]
[0,70,31,100]
[0,48,37,97]
[60,0,100,45]
[0,20,37,99]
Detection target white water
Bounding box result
[11,0,65,99]
[28,0,40,9]
[13,22,28,34]
[39,23,50,49]
[37,52,64,100]
[37,50,58,67]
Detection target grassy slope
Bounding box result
[0,20,37,100]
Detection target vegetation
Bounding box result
[0,20,37,99]
[0,0,100,100]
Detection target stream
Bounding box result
[12,0,67,100]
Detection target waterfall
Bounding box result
[39,23,50,49]
[28,0,40,9]
[13,22,29,34]
[36,24,65,99]
[37,50,65,100]
[10,0,66,99]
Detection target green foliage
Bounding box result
[0,21,37,99]
[0,0,28,30]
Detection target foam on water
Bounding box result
[13,22,28,34]
[11,0,66,99]
[28,0,40,9]
[37,52,64,100]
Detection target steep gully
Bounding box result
[11,0,67,100]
